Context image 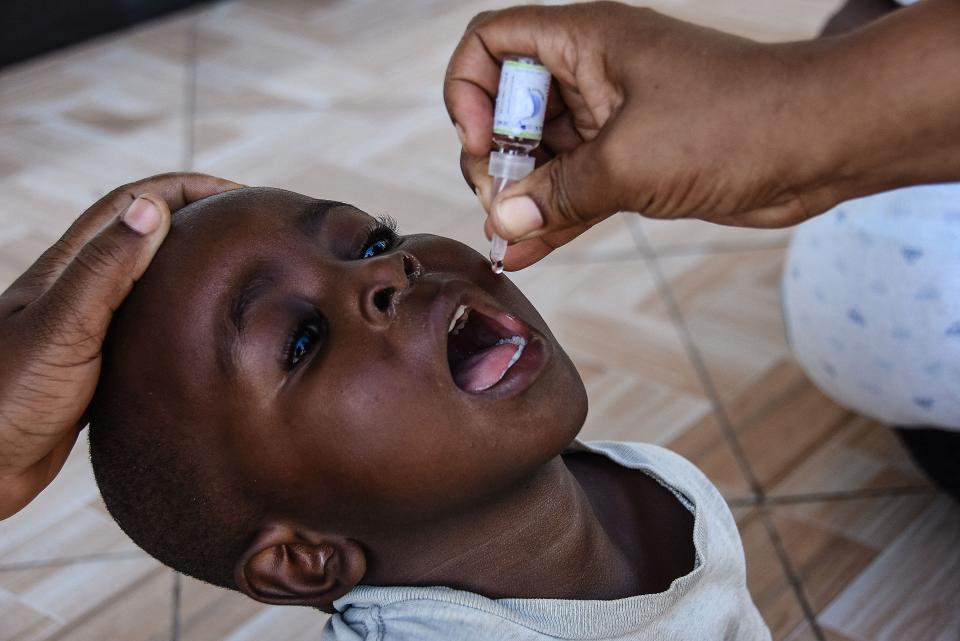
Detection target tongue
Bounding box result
[453,342,521,392]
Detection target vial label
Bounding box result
[493,59,550,141]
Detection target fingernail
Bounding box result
[455,122,467,147]
[496,196,543,238]
[121,196,160,235]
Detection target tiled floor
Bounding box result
[1,1,957,640]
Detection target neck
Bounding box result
[364,456,641,600]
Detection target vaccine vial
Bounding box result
[488,55,551,273]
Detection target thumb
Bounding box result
[33,194,171,356]
[489,137,620,242]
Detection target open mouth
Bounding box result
[446,304,529,393]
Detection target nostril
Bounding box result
[402,253,421,284]
[373,287,394,314]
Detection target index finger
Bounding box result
[65,172,243,250]
[10,173,242,294]
[444,12,501,157]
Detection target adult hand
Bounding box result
[0,173,242,519]
[444,0,960,269]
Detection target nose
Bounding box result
[358,251,421,327]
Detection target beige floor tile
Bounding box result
[0,440,139,565]
[0,440,141,569]
[216,604,330,641]
[820,629,860,641]
[667,412,753,499]
[0,231,59,291]
[0,6,188,251]
[193,0,494,114]
[653,247,792,402]
[781,621,820,641]
[781,621,863,641]
[768,410,933,498]
[178,575,328,641]
[0,15,190,126]
[0,118,183,241]
[0,558,168,641]
[735,508,807,641]
[770,493,943,619]
[512,258,691,392]
[652,244,932,496]
[711,359,931,496]
[818,496,960,641]
[0,502,138,567]
[509,258,752,497]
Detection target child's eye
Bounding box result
[359,215,399,259]
[283,317,328,370]
[362,237,391,259]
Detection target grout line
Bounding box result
[626,218,765,499]
[0,550,146,572]
[182,17,198,172]
[758,507,826,641]
[170,572,182,641]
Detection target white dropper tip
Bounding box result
[489,232,507,274]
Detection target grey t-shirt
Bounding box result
[322,440,770,640]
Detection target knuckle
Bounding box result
[74,234,130,279]
[597,137,635,207]
[547,156,586,226]
[30,293,104,359]
[465,10,494,33]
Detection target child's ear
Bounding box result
[234,523,366,613]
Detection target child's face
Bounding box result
[115,188,586,534]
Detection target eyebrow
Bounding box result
[214,199,338,380]
[297,198,338,237]
[216,265,278,380]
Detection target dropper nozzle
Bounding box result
[489,232,508,274]
[487,152,535,274]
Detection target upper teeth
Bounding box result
[448,305,470,334]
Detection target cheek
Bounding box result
[282,373,500,525]
[319,360,584,523]
[327,365,495,511]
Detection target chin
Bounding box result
[535,342,589,452]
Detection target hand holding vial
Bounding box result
[444,1,960,270]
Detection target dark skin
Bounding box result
[107,188,694,612]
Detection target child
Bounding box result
[89,187,770,640]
